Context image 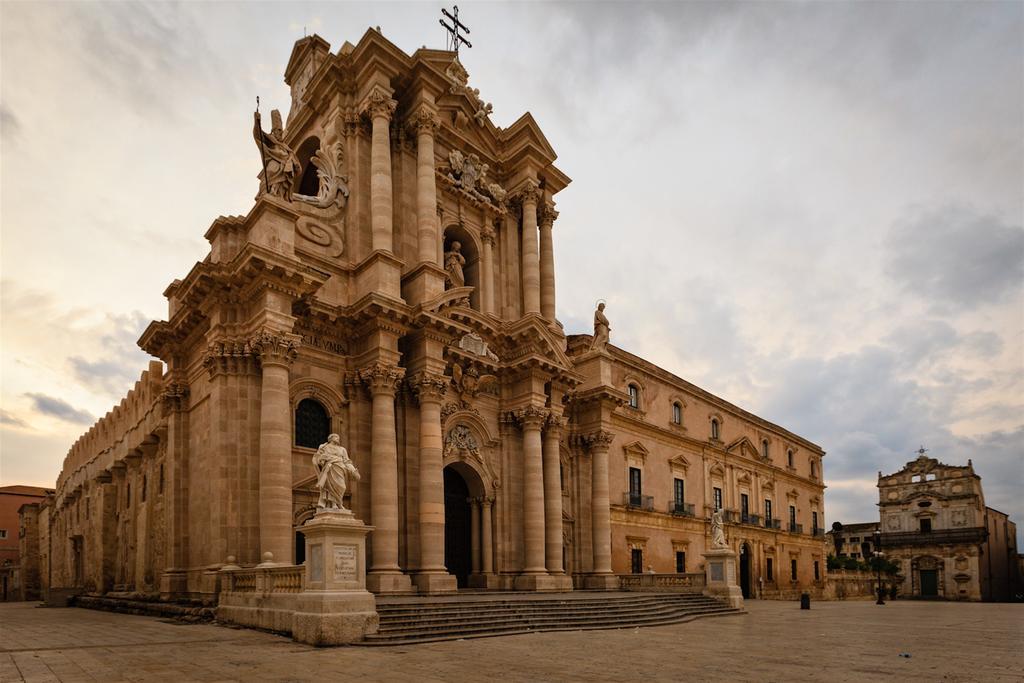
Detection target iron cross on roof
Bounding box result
[440,5,472,57]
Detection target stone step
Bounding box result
[375,605,733,635]
[376,595,716,615]
[362,607,741,645]
[375,602,725,628]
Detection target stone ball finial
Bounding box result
[226,555,236,564]
[263,551,274,562]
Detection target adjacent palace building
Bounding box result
[24,29,827,603]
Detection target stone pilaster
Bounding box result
[585,430,618,589]
[470,497,482,575]
[480,224,496,315]
[358,362,411,593]
[409,372,457,594]
[481,497,494,575]
[538,202,558,320]
[412,107,440,264]
[518,181,541,315]
[361,87,398,253]
[251,331,299,566]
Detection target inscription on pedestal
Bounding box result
[333,544,358,581]
[310,544,323,582]
[710,561,724,582]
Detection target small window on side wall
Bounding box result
[295,398,330,448]
[787,449,794,469]
[761,439,769,459]
[627,384,640,410]
[710,418,720,440]
[672,402,682,425]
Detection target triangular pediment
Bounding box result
[622,441,650,462]
[726,436,760,459]
[668,454,691,471]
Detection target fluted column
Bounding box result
[251,332,298,566]
[362,88,398,252]
[359,362,407,590]
[519,181,541,315]
[412,106,440,263]
[481,497,494,574]
[409,372,455,593]
[470,498,482,575]
[543,415,565,574]
[519,406,548,574]
[588,431,615,576]
[480,224,496,315]
[538,203,558,320]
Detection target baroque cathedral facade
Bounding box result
[28,29,827,601]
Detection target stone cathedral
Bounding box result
[30,29,827,603]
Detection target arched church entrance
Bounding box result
[444,466,472,587]
[739,543,752,599]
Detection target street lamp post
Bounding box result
[874,528,885,605]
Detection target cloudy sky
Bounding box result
[2,2,1021,540]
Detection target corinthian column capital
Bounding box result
[584,430,615,452]
[514,405,549,430]
[359,362,406,396]
[480,224,496,245]
[360,86,397,121]
[250,332,300,368]
[408,371,448,404]
[408,105,440,135]
[514,179,540,206]
[540,202,559,229]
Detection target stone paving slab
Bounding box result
[1,600,1021,682]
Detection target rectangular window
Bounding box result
[675,551,686,573]
[764,499,772,522]
[789,505,796,528]
[672,403,682,425]
[629,467,642,505]
[0,529,7,539]
[713,487,723,511]
[814,560,820,581]
[631,548,643,574]
[791,559,798,581]
[812,511,818,533]
[920,518,932,533]
[766,557,773,581]
[741,493,749,516]
[673,478,685,508]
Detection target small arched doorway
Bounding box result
[739,542,752,599]
[443,466,473,587]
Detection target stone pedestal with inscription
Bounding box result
[702,548,743,609]
[292,509,379,646]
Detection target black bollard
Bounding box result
[800,592,810,609]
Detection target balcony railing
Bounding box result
[766,518,781,529]
[624,492,655,511]
[741,513,763,526]
[669,502,695,517]
[788,522,803,534]
[720,509,740,523]
[812,528,824,538]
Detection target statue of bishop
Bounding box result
[313,434,360,511]
[253,109,299,200]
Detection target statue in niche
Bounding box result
[711,509,728,549]
[253,109,300,200]
[590,302,610,351]
[445,241,466,288]
[293,140,350,210]
[313,434,360,511]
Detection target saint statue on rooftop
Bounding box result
[254,109,299,200]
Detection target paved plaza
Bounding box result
[1,600,1021,682]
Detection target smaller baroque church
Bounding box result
[26,28,828,603]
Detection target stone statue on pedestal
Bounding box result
[313,434,360,511]
[444,241,466,288]
[590,302,610,351]
[711,509,728,549]
[253,109,299,200]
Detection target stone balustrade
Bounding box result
[617,573,706,593]
[221,565,304,596]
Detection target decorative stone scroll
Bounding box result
[293,140,350,212]
[444,424,480,460]
[457,332,499,361]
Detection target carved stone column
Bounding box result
[470,497,482,575]
[412,107,441,264]
[518,181,541,315]
[480,224,496,315]
[362,88,398,253]
[585,430,618,589]
[538,203,558,320]
[516,406,548,585]
[410,372,456,594]
[542,415,565,575]
[481,497,494,575]
[359,362,411,593]
[251,332,299,566]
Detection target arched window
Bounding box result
[787,449,794,469]
[672,402,682,425]
[710,418,720,440]
[295,398,330,448]
[810,460,817,478]
[762,439,770,459]
[627,384,640,410]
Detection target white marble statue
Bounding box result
[313,434,360,510]
[590,302,610,351]
[711,509,728,549]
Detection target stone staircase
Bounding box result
[361,592,741,645]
